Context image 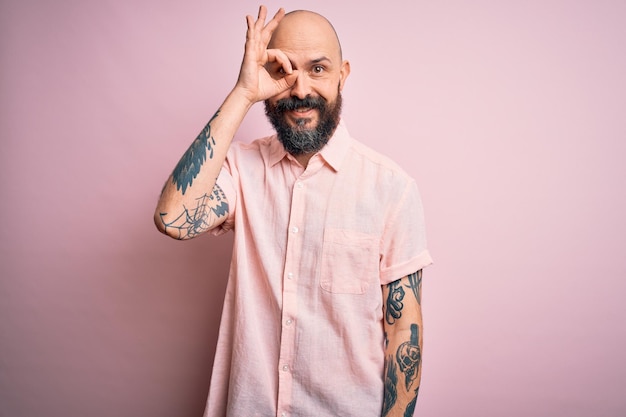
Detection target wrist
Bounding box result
[224,86,257,114]
[230,84,260,108]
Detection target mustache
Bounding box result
[273,96,326,112]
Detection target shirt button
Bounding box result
[286,319,293,326]
[282,365,289,372]
[291,226,299,233]
[287,272,294,280]
[296,182,304,189]
[281,413,287,417]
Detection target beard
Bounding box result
[264,89,342,156]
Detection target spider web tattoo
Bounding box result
[159,185,228,240]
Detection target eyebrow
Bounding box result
[274,56,333,70]
[310,57,332,65]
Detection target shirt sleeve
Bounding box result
[379,179,433,285]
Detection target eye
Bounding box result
[312,65,325,74]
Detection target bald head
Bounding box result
[269,10,343,61]
[263,8,351,161]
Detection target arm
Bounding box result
[381,270,423,417]
[154,6,298,239]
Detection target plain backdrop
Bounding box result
[1,0,625,416]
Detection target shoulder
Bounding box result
[346,137,415,185]
[229,135,273,153]
[226,135,276,163]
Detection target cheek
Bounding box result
[320,89,338,104]
[317,78,341,101]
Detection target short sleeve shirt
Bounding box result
[203,122,432,417]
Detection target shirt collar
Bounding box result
[268,119,352,172]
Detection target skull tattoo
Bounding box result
[396,323,421,391]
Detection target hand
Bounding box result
[235,6,298,104]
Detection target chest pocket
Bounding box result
[320,229,380,294]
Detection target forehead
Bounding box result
[269,12,342,63]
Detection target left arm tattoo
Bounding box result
[406,270,422,305]
[382,270,423,417]
[382,355,398,417]
[385,280,406,325]
[385,270,422,325]
[403,392,418,417]
[396,323,421,392]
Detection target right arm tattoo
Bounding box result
[171,110,220,195]
[158,184,229,240]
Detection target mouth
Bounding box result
[285,107,317,125]
[289,107,315,115]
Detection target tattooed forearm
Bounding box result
[382,272,423,416]
[382,355,398,417]
[404,389,418,417]
[172,111,220,195]
[159,185,228,239]
[385,281,406,325]
[406,270,422,305]
[396,324,421,391]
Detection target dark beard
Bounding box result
[264,91,342,156]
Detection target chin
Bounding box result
[284,115,316,130]
[295,119,318,130]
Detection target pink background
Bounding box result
[1,0,625,416]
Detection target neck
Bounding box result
[293,152,314,168]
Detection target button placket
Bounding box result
[276,177,307,416]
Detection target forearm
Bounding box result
[381,271,423,417]
[155,6,295,239]
[382,321,423,417]
[154,88,252,239]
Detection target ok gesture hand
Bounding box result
[235,6,297,103]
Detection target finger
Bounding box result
[244,6,266,37]
[266,49,293,75]
[245,14,254,35]
[264,7,285,33]
[255,5,268,31]
[275,70,299,93]
[246,6,268,42]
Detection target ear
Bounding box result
[339,60,351,91]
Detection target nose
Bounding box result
[290,71,311,99]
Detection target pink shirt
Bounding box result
[204,122,432,417]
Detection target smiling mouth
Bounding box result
[286,107,317,121]
[292,107,314,114]
[287,109,317,128]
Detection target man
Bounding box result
[154,6,432,417]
